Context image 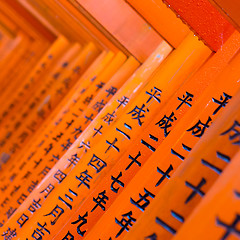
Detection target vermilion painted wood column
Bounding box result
[209,0,240,31]
[163,0,235,51]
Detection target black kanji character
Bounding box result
[176,91,194,110]
[66,119,74,129]
[44,205,64,225]
[56,88,63,95]
[111,172,125,193]
[130,188,155,211]
[212,92,232,115]
[1,227,17,240]
[93,125,103,137]
[62,231,74,240]
[125,151,142,171]
[9,143,20,154]
[201,158,222,175]
[40,183,55,199]
[0,185,8,194]
[67,154,80,168]
[102,111,116,125]
[17,193,27,205]
[73,65,81,74]
[1,198,9,208]
[125,123,132,130]
[91,76,96,82]
[50,154,60,163]
[0,221,4,228]
[155,217,176,235]
[76,170,92,189]
[156,164,173,187]
[61,139,72,151]
[185,178,206,204]
[171,210,184,223]
[32,222,50,239]
[38,140,45,148]
[216,214,240,240]
[115,211,136,238]
[155,112,177,137]
[62,62,68,68]
[58,189,78,210]
[83,95,93,105]
[34,159,42,169]
[234,190,240,198]
[93,99,106,113]
[10,185,20,196]
[22,110,29,119]
[146,87,162,103]
[19,161,27,169]
[96,82,105,91]
[201,151,230,175]
[72,112,79,117]
[88,154,107,173]
[71,126,82,140]
[44,143,53,155]
[91,190,109,212]
[105,138,119,153]
[17,213,29,228]
[25,83,30,89]
[117,96,129,109]
[54,169,66,183]
[71,212,88,237]
[79,141,91,153]
[37,109,46,119]
[187,117,212,138]
[14,121,21,130]
[6,131,12,139]
[221,120,240,145]
[22,171,31,180]
[18,131,28,143]
[28,180,39,193]
[39,166,50,176]
[155,210,184,235]
[106,86,117,97]
[63,77,71,89]
[80,88,86,94]
[145,233,157,240]
[171,143,192,161]
[28,198,41,213]
[53,72,60,79]
[141,134,158,152]
[52,132,63,142]
[84,114,94,124]
[128,104,148,126]
[116,128,131,140]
